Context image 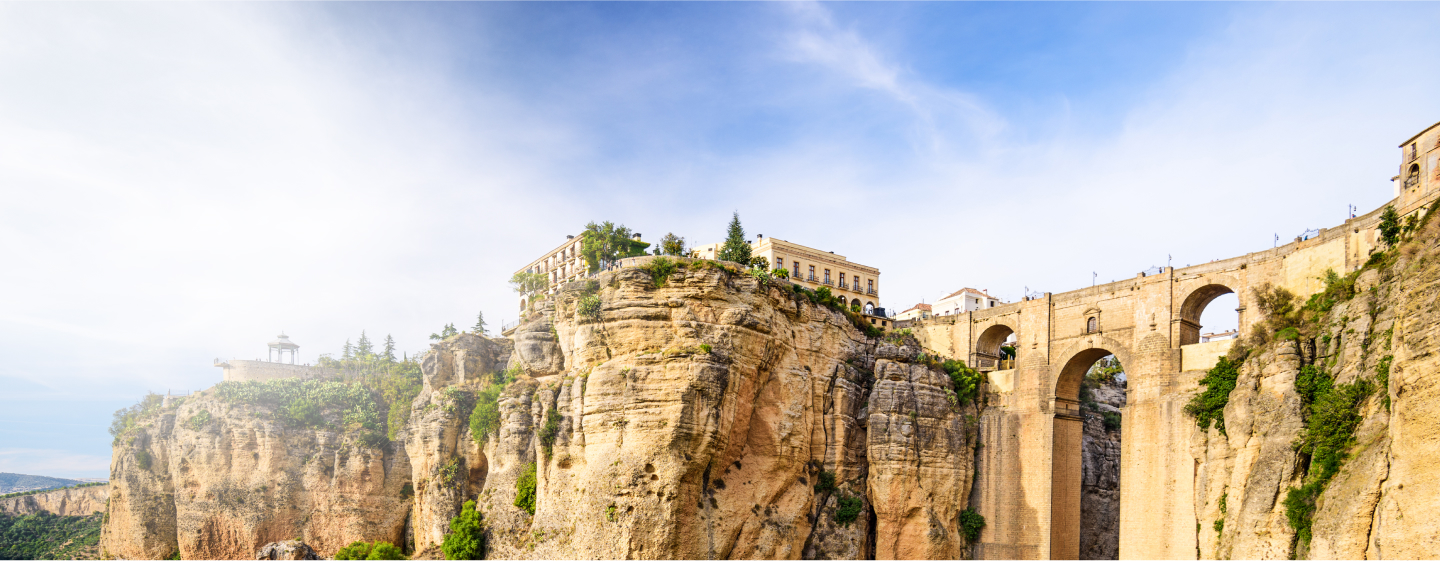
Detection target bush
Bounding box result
[748,267,773,285]
[959,508,986,542]
[941,360,984,404]
[336,540,407,560]
[1101,411,1122,431]
[640,257,678,288]
[1185,356,1242,435]
[182,410,211,431]
[514,463,538,515]
[749,256,769,269]
[441,500,484,560]
[1377,355,1393,411]
[216,378,387,445]
[1253,283,1300,334]
[833,495,862,525]
[772,267,789,279]
[468,385,504,446]
[539,408,563,458]
[134,449,152,471]
[109,393,164,444]
[813,470,836,493]
[577,295,602,319]
[1379,205,1401,246]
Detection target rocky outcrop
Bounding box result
[0,484,109,516]
[1080,379,1123,560]
[254,540,319,560]
[406,261,983,559]
[99,394,414,559]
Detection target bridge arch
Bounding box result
[972,318,1020,370]
[1177,279,1240,345]
[1048,335,1133,560]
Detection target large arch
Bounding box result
[1048,336,1134,560]
[1177,283,1237,346]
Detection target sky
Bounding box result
[3,2,1439,479]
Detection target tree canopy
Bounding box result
[581,221,649,272]
[1379,205,1401,246]
[659,232,687,256]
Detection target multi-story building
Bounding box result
[693,235,883,314]
[932,287,1001,316]
[513,233,647,314]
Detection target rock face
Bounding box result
[98,393,414,559]
[408,262,984,559]
[1191,221,1440,560]
[254,540,319,560]
[1080,379,1123,560]
[0,484,109,516]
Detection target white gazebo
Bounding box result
[268,333,299,364]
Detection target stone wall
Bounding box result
[0,484,108,516]
[217,360,339,383]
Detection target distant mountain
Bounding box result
[0,473,83,494]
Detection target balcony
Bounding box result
[807,275,817,282]
[867,288,876,295]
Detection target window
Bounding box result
[1087,317,1098,333]
[824,269,831,283]
[989,301,995,308]
[794,261,801,277]
[774,256,781,270]
[809,265,815,281]
[840,273,846,288]
[868,279,874,294]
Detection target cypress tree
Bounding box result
[1379,205,1401,246]
[342,339,354,361]
[473,312,487,336]
[356,331,373,360]
[718,211,752,265]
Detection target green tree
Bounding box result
[659,232,687,256]
[581,221,648,272]
[717,212,752,264]
[509,271,549,295]
[472,311,487,336]
[356,331,374,360]
[749,256,769,270]
[1379,205,1401,246]
[382,335,397,363]
[429,323,458,341]
[343,339,354,361]
[441,500,484,560]
[514,463,538,515]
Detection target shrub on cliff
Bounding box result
[941,359,984,404]
[833,495,862,525]
[441,501,484,560]
[1184,356,1242,435]
[640,257,678,288]
[336,540,407,560]
[108,393,164,445]
[959,508,986,542]
[468,384,504,445]
[514,462,538,515]
[216,378,386,445]
[538,408,564,458]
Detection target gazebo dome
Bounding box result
[268,333,299,350]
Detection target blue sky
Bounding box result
[3,2,1439,478]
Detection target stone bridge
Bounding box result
[906,179,1437,558]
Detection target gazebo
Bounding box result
[268,333,299,364]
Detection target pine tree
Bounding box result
[356,331,374,360]
[473,312,487,336]
[718,211,752,264]
[443,323,458,338]
[382,335,396,363]
[342,339,354,361]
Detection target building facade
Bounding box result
[694,235,883,314]
[933,287,1001,316]
[894,302,931,321]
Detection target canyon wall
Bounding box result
[0,485,109,517]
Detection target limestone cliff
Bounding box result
[1194,218,1440,560]
[410,261,984,559]
[1080,379,1123,560]
[99,390,415,559]
[0,485,109,517]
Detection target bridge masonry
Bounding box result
[906,123,1440,559]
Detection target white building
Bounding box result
[933,288,1000,316]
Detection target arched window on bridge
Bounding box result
[1406,163,1421,189]
[1086,316,1098,333]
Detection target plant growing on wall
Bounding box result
[1378,205,1401,246]
[514,463,538,515]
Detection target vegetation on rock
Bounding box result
[335,540,407,560]
[581,221,649,273]
[959,508,986,542]
[833,495,862,525]
[1185,356,1243,435]
[440,500,484,560]
[717,212,752,265]
[514,463,538,515]
[0,511,102,560]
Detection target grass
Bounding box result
[1184,356,1243,435]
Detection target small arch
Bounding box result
[519,298,527,311]
[1178,283,1237,345]
[863,302,876,315]
[1086,317,1098,333]
[1406,163,1421,189]
[851,298,861,310]
[974,323,1018,371]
